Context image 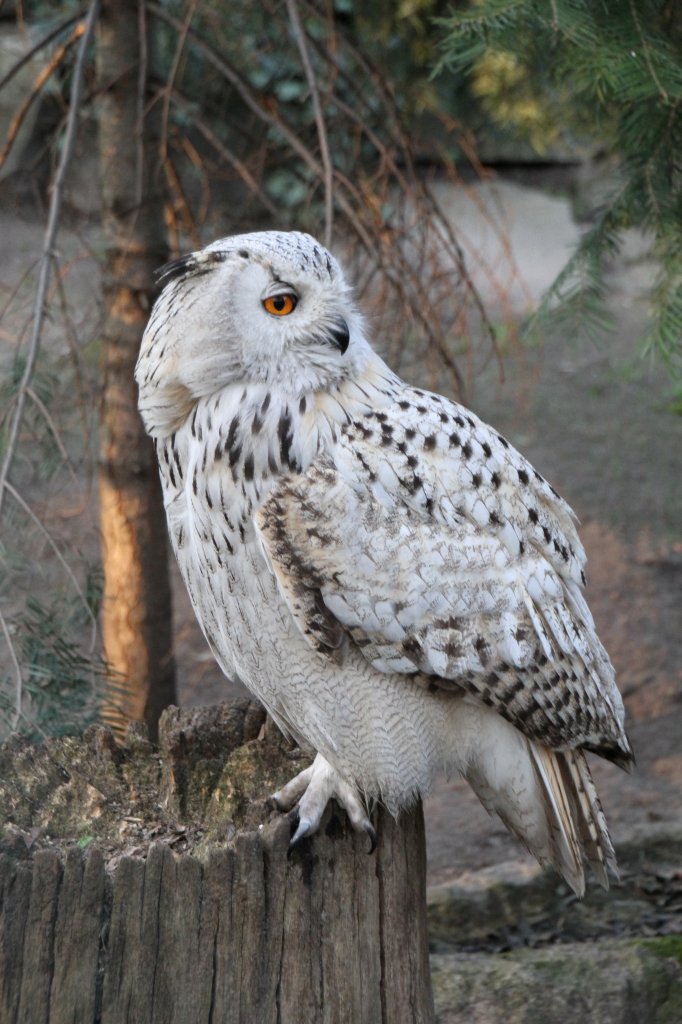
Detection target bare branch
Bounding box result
[0,256,39,321]
[147,0,497,396]
[147,4,328,185]
[163,144,201,250]
[0,7,84,94]
[0,0,99,519]
[285,0,334,247]
[52,257,99,445]
[0,20,85,171]
[171,91,280,219]
[178,132,211,227]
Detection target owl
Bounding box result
[136,230,631,895]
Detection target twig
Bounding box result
[172,91,280,219]
[154,3,372,267]
[159,0,200,167]
[0,606,23,731]
[0,20,85,171]
[148,4,329,188]
[0,257,39,322]
[0,0,99,519]
[163,144,199,250]
[285,0,334,247]
[0,8,85,93]
[26,386,79,482]
[301,8,412,167]
[178,132,211,227]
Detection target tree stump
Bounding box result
[0,701,434,1023]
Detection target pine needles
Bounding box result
[438,0,682,373]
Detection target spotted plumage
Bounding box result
[137,230,631,895]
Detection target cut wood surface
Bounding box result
[0,701,434,1024]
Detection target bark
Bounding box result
[0,813,434,1024]
[95,0,175,737]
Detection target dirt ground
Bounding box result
[1,172,680,887]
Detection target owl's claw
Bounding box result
[363,821,378,854]
[272,752,375,850]
[289,814,317,848]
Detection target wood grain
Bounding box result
[0,805,433,1023]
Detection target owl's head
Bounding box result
[136,231,371,437]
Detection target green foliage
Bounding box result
[348,0,453,116]
[438,0,682,373]
[469,49,564,152]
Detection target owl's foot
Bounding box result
[272,752,377,851]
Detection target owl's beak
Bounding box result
[328,317,350,355]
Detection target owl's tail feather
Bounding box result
[527,744,617,895]
[462,712,617,896]
[556,747,618,885]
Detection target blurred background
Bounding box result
[0,0,680,886]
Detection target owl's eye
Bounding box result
[262,293,298,316]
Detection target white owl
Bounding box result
[136,230,631,895]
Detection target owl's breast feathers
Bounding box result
[256,378,632,770]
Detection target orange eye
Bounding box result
[263,293,298,316]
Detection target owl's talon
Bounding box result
[274,752,373,847]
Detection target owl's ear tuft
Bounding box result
[155,250,229,287]
[155,254,199,286]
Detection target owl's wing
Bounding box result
[256,386,630,765]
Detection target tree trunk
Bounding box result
[95,0,175,737]
[0,702,435,1024]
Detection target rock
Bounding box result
[428,860,557,951]
[427,830,682,953]
[428,832,682,1023]
[431,937,682,1024]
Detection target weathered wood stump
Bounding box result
[0,701,434,1023]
